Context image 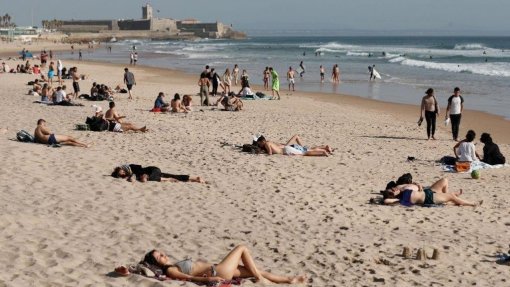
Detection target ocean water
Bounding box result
[69,36,510,119]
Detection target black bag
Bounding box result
[119,89,128,93]
[16,130,35,142]
[85,117,108,131]
[241,144,261,154]
[439,156,457,165]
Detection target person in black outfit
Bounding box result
[211,68,220,96]
[480,133,506,165]
[111,164,205,183]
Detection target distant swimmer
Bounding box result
[368,53,372,57]
[485,58,488,62]
[483,50,487,55]
[382,52,386,56]
[303,51,306,56]
[429,55,433,59]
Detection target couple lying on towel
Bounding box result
[255,134,333,157]
[382,176,482,207]
[115,245,306,285]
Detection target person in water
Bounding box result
[382,178,482,207]
[139,245,307,284]
[256,135,333,156]
[111,164,205,183]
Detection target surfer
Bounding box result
[368,65,374,81]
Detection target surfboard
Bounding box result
[372,69,382,79]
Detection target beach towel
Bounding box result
[441,161,508,173]
[114,264,243,286]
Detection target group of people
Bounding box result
[153,92,193,113]
[419,87,505,167]
[197,65,250,106]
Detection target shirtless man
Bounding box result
[419,88,440,140]
[34,119,90,147]
[256,135,332,157]
[287,67,295,92]
[104,101,148,132]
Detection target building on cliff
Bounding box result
[45,4,245,40]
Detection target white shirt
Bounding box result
[240,87,254,97]
[448,95,464,115]
[54,90,66,103]
[457,141,477,162]
[57,60,63,71]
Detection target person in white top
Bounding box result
[453,130,480,162]
[57,59,63,85]
[53,86,67,104]
[445,87,464,141]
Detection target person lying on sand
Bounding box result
[382,177,482,207]
[117,245,306,284]
[214,92,243,111]
[111,164,205,183]
[256,134,333,156]
[34,119,91,147]
[104,101,148,132]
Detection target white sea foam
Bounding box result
[399,59,510,77]
[346,51,370,57]
[453,43,487,50]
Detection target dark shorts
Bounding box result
[423,188,434,205]
[48,134,58,145]
[73,81,80,93]
[127,84,133,91]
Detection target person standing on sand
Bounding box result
[133,52,138,65]
[49,50,53,60]
[130,52,134,65]
[287,66,295,91]
[123,68,136,100]
[232,64,239,86]
[263,67,270,91]
[419,88,440,140]
[269,67,280,100]
[198,73,210,106]
[34,119,90,147]
[445,87,464,141]
[57,59,63,85]
[79,50,82,61]
[71,67,81,100]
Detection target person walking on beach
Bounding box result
[211,68,220,97]
[320,65,325,83]
[222,68,231,94]
[133,52,138,65]
[22,48,27,61]
[198,73,210,106]
[299,61,305,77]
[269,67,280,100]
[49,50,53,60]
[445,87,464,141]
[79,50,82,61]
[287,66,295,91]
[233,64,239,86]
[419,88,440,140]
[130,52,134,65]
[331,64,340,83]
[123,68,136,100]
[47,61,55,85]
[263,67,270,91]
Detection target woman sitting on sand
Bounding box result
[382,178,482,207]
[480,133,506,165]
[130,245,306,284]
[182,94,193,112]
[111,164,205,183]
[170,93,187,113]
[453,130,481,163]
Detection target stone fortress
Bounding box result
[47,4,245,41]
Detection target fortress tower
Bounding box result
[142,4,153,20]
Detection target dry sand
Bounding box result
[0,51,509,287]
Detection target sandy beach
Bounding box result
[0,45,509,287]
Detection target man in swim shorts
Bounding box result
[104,101,148,132]
[123,68,136,100]
[287,66,295,92]
[34,119,90,147]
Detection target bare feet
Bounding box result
[289,275,307,284]
[140,126,148,132]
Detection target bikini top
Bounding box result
[398,189,414,207]
[173,258,193,275]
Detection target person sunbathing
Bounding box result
[382,178,482,207]
[256,135,332,156]
[170,93,188,113]
[34,119,91,147]
[111,164,204,183]
[131,245,306,284]
[104,101,148,132]
[215,92,244,111]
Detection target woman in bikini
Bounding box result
[382,178,482,207]
[136,245,307,284]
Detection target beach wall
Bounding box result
[59,20,118,33]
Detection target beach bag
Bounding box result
[16,130,35,142]
[85,117,108,131]
[455,161,471,172]
[119,89,128,93]
[242,144,261,154]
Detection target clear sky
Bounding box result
[1,0,509,35]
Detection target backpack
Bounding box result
[241,144,261,154]
[16,130,35,142]
[85,117,108,131]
